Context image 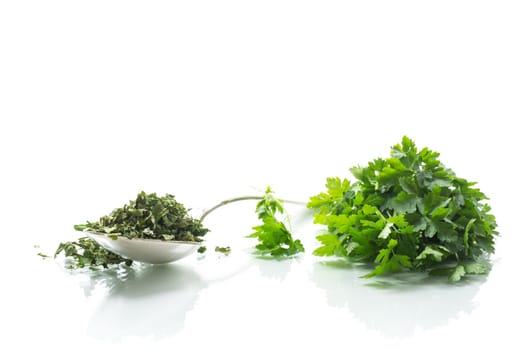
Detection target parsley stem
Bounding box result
[199,196,305,222]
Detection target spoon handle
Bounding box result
[199,196,306,222]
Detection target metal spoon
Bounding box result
[85,196,305,264]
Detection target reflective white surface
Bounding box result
[1,1,524,349]
[3,203,522,350]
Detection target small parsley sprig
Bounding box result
[308,136,498,281]
[248,187,304,257]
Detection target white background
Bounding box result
[1,1,524,349]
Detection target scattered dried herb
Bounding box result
[215,246,231,255]
[55,237,132,269]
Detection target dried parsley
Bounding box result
[74,191,208,241]
[215,246,231,255]
[55,237,133,269]
[55,191,208,269]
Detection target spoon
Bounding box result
[85,196,305,264]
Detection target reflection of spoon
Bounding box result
[87,263,204,341]
[84,196,305,264]
[86,255,254,341]
[310,260,485,338]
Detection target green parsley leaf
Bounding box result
[449,265,466,282]
[313,233,345,256]
[416,246,445,262]
[464,261,489,274]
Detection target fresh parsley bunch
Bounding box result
[308,137,498,281]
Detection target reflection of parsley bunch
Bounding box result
[248,188,304,257]
[308,136,498,281]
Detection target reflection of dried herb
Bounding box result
[55,237,132,269]
[75,191,208,241]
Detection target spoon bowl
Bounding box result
[86,231,202,264]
